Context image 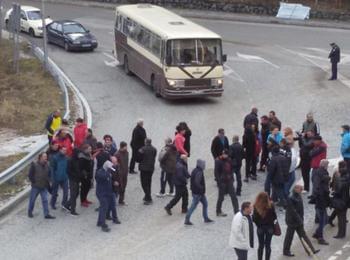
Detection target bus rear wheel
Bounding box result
[124,56,132,76]
[151,75,161,98]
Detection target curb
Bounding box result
[28,0,350,30]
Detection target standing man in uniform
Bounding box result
[130,119,147,174]
[328,43,340,80]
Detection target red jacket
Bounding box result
[310,142,327,169]
[74,123,87,148]
[55,136,73,157]
[174,133,188,156]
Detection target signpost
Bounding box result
[0,0,3,43]
[41,0,48,70]
[10,3,21,73]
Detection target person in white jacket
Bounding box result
[229,201,254,260]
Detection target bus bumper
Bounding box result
[162,87,223,99]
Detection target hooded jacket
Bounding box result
[190,159,206,195]
[173,160,190,186]
[341,131,350,159]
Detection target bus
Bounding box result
[114,4,227,99]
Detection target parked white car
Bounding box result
[4,6,52,37]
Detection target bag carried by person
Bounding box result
[273,219,281,236]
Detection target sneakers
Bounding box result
[45,214,56,219]
[28,212,34,218]
[165,207,172,216]
[70,211,79,216]
[61,205,70,212]
[143,200,153,205]
[156,193,166,198]
[204,218,214,223]
[318,239,329,245]
[283,252,295,257]
[313,249,320,255]
[184,220,193,225]
[101,225,110,232]
[166,192,175,197]
[216,212,227,217]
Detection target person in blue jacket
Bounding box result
[96,160,118,232]
[340,125,350,170]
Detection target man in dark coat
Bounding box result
[215,150,239,216]
[184,159,213,225]
[211,128,229,159]
[269,110,281,131]
[283,184,319,257]
[229,135,244,196]
[328,42,340,80]
[115,141,129,205]
[165,155,190,215]
[312,159,331,245]
[259,115,270,172]
[138,138,157,204]
[130,119,147,174]
[158,139,177,196]
[243,107,258,130]
[243,126,256,182]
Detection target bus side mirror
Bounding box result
[222,54,227,63]
[165,55,172,66]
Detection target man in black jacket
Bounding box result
[328,43,340,80]
[184,159,213,225]
[312,159,331,245]
[259,115,270,172]
[243,126,257,182]
[129,119,147,174]
[138,138,157,205]
[211,128,229,160]
[283,184,319,257]
[243,107,259,130]
[229,135,244,196]
[215,150,239,216]
[165,155,190,215]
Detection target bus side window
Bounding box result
[151,35,161,57]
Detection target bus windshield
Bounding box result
[167,39,222,66]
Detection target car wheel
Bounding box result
[29,28,35,37]
[151,75,161,98]
[124,55,132,76]
[64,42,70,52]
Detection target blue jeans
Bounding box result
[284,171,296,197]
[315,207,328,238]
[264,171,272,196]
[50,180,68,208]
[107,193,118,221]
[185,194,209,222]
[160,170,174,194]
[97,194,115,226]
[28,187,49,216]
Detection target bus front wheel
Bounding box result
[151,75,161,98]
[124,56,132,76]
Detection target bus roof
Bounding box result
[116,4,222,40]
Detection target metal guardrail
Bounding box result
[0,44,92,186]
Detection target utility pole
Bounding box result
[41,0,48,70]
[0,0,3,43]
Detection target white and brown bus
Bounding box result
[114,4,227,98]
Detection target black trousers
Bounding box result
[335,208,347,237]
[245,155,257,178]
[260,145,269,169]
[68,179,80,212]
[80,177,91,203]
[216,181,239,214]
[129,149,138,171]
[283,225,315,255]
[166,185,188,211]
[234,248,248,260]
[331,62,338,79]
[140,171,153,201]
[233,166,242,194]
[300,157,311,192]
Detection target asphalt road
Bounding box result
[1,1,350,259]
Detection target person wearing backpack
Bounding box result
[157,137,176,197]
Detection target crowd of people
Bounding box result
[27,107,350,259]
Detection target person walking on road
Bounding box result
[215,150,239,217]
[96,161,117,232]
[50,146,69,211]
[178,122,192,157]
[28,152,55,219]
[252,192,277,260]
[184,159,213,225]
[340,125,350,170]
[229,135,244,196]
[78,144,94,207]
[130,119,147,174]
[115,141,129,205]
[243,107,259,130]
[45,110,62,144]
[229,201,254,260]
[312,159,331,245]
[174,125,189,156]
[73,118,87,148]
[243,125,257,182]
[211,128,229,160]
[157,138,176,197]
[283,184,320,257]
[328,42,340,80]
[331,161,350,239]
[165,155,190,215]
[138,138,157,205]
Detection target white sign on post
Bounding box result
[276,2,311,20]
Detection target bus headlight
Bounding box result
[167,79,176,87]
[167,79,184,87]
[211,78,223,86]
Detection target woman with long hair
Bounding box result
[253,192,277,260]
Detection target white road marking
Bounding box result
[277,45,350,89]
[335,251,342,255]
[103,52,120,67]
[328,257,338,260]
[236,52,280,69]
[223,64,244,82]
[304,47,350,65]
